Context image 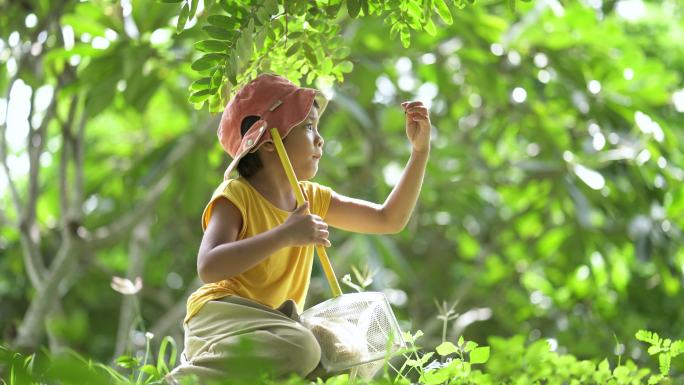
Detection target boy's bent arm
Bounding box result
[198,199,330,283]
[325,149,429,234]
[197,198,288,283]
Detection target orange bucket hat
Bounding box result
[218,73,329,179]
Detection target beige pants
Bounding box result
[166,296,323,384]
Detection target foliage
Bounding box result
[1,0,684,384]
[635,330,684,383]
[1,329,681,384]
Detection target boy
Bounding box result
[167,73,430,383]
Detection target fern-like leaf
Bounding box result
[670,340,684,357]
[636,330,660,346]
[658,352,671,376]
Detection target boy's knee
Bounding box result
[287,326,321,377]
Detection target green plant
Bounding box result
[636,330,684,384]
[341,264,378,293]
[434,299,459,345]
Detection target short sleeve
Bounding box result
[201,180,247,238]
[301,181,333,219]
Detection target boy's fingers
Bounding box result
[295,202,309,212]
[406,106,428,114]
[407,111,428,118]
[403,101,424,110]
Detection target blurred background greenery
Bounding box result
[1,0,683,378]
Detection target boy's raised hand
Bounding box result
[401,101,431,153]
[281,202,331,248]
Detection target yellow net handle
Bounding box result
[270,128,343,298]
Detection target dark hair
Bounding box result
[236,100,320,178]
[237,115,262,178]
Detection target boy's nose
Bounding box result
[315,133,324,147]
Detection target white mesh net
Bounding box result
[301,292,405,379]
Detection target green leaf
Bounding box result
[236,20,254,63]
[289,32,304,40]
[671,340,684,356]
[337,60,354,73]
[210,70,223,88]
[420,351,435,365]
[189,0,199,19]
[347,0,360,18]
[255,29,267,52]
[390,22,401,40]
[156,336,178,375]
[403,330,423,344]
[256,8,271,25]
[404,358,421,367]
[85,78,117,118]
[140,364,159,377]
[360,0,369,16]
[207,15,235,29]
[264,0,278,15]
[636,330,659,345]
[189,88,216,103]
[194,40,230,53]
[434,0,453,25]
[191,53,224,71]
[406,2,422,21]
[115,355,140,369]
[226,54,238,84]
[286,42,302,57]
[659,353,670,376]
[332,46,351,59]
[400,28,411,48]
[435,342,458,356]
[177,3,189,32]
[464,341,478,352]
[202,26,237,41]
[508,0,516,11]
[424,17,437,36]
[469,346,490,364]
[304,43,318,65]
[326,2,342,17]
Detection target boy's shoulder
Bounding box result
[209,178,249,200]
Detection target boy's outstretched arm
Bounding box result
[325,101,431,234]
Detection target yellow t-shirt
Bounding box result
[184,177,333,323]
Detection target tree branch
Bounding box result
[20,79,62,289]
[149,278,201,344]
[86,115,218,251]
[13,235,76,350]
[0,77,24,220]
[113,216,151,360]
[59,96,78,234]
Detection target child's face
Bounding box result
[284,105,323,180]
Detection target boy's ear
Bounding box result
[261,141,275,152]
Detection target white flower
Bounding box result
[110,276,142,295]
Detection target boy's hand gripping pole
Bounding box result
[270,128,343,298]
